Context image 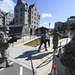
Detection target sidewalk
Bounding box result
[8,36,71,75]
[8,36,54,75]
[9,45,35,70]
[31,46,54,75]
[30,38,71,75]
[9,44,54,75]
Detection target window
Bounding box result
[16,15,18,18]
[9,15,11,17]
[20,13,22,17]
[34,21,36,24]
[32,20,33,23]
[34,17,36,20]
[6,20,8,22]
[15,9,18,13]
[9,18,10,20]
[20,19,23,22]
[20,8,23,11]
[32,16,33,19]
[34,13,36,16]
[16,19,18,22]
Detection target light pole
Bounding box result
[49,23,50,32]
[49,23,51,46]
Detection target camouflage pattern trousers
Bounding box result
[62,67,75,75]
[0,43,9,59]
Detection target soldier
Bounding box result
[59,22,75,75]
[52,29,61,52]
[0,26,13,67]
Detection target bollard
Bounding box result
[51,65,57,75]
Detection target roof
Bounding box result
[29,4,35,8]
[30,4,34,7]
[36,26,49,31]
[21,0,28,6]
[0,10,4,17]
[0,9,7,17]
[21,0,25,4]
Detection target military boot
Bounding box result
[6,60,13,67]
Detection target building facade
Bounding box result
[67,16,75,27]
[14,0,40,32]
[0,15,3,26]
[55,22,63,30]
[0,9,14,26]
[3,12,14,25]
[14,0,29,25]
[0,10,4,26]
[29,4,40,29]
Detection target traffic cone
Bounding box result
[51,65,57,75]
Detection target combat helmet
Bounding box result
[69,22,75,30]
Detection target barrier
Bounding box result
[51,65,57,75]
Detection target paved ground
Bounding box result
[0,62,33,75]
[9,36,54,75]
[30,37,71,75]
[8,44,53,75]
[9,45,35,70]
[31,46,53,75]
[0,36,71,75]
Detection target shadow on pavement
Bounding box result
[0,58,4,64]
[31,51,53,60]
[0,66,4,69]
[15,49,53,61]
[15,50,38,60]
[36,55,53,68]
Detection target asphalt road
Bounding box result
[0,60,33,75]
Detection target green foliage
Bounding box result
[24,38,40,47]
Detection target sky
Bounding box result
[0,0,75,28]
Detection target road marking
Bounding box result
[20,67,23,75]
[10,62,14,65]
[9,57,32,70]
[0,62,14,72]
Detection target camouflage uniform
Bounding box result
[0,43,9,59]
[0,26,13,67]
[52,29,61,51]
[59,37,75,75]
[59,22,75,75]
